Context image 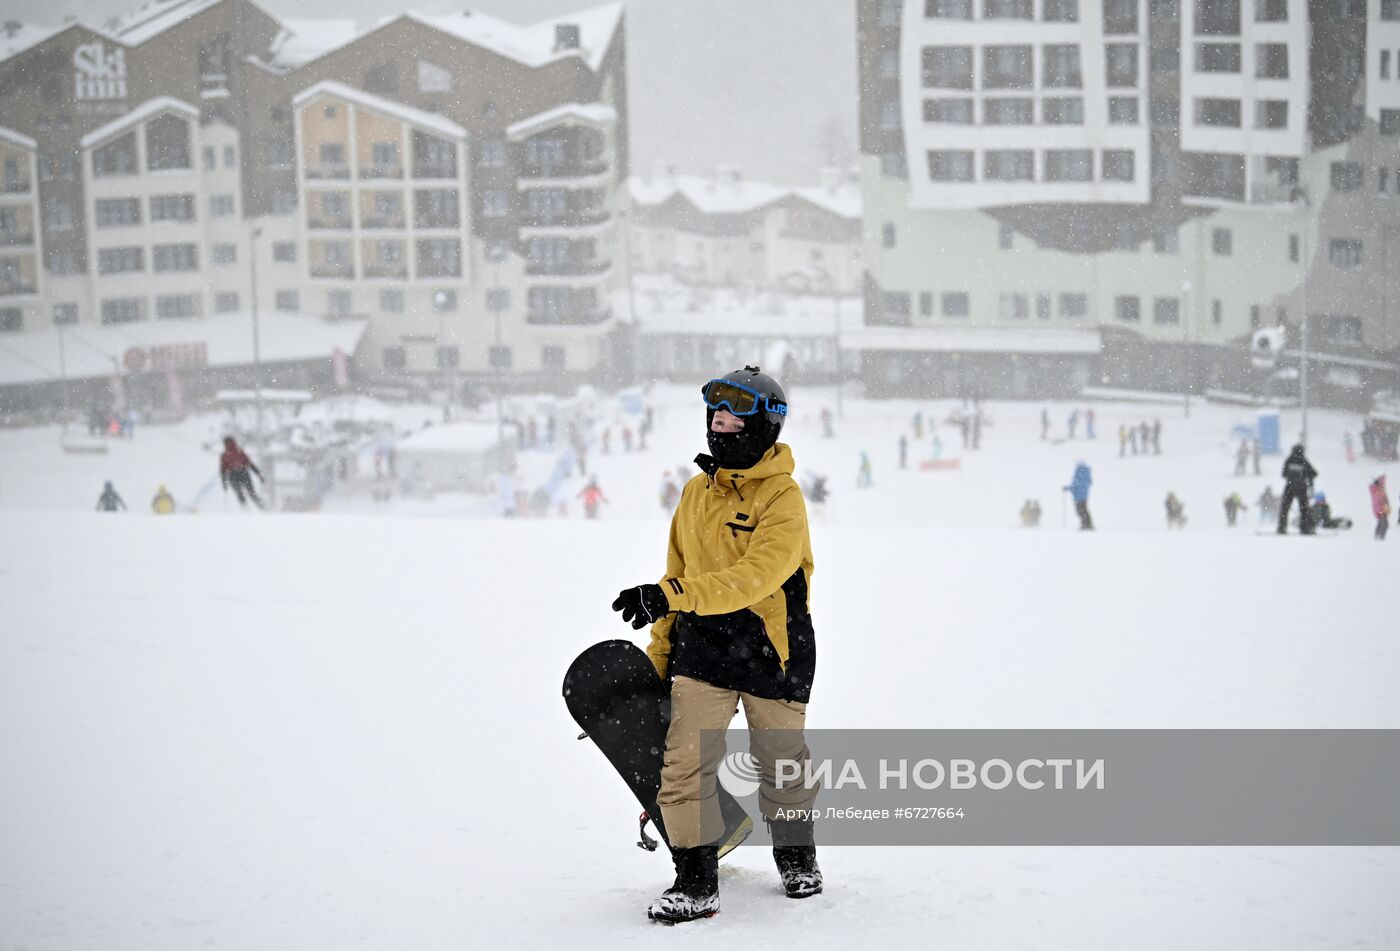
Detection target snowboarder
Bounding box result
[219,437,265,510]
[1065,461,1093,530]
[805,473,830,505]
[1165,492,1187,529]
[1277,443,1317,535]
[856,451,873,488]
[577,477,608,519]
[95,481,125,512]
[1370,476,1390,540]
[1223,492,1247,527]
[1067,409,1079,439]
[1020,499,1042,527]
[610,366,821,923]
[151,485,175,515]
[1310,493,1352,530]
[1234,439,1250,476]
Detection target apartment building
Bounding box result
[858,0,1400,400]
[0,0,629,401]
[0,127,41,332]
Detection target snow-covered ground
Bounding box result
[1,386,1397,949]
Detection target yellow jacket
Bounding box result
[646,443,815,701]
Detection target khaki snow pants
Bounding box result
[659,675,818,849]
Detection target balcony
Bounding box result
[0,280,38,296]
[412,163,458,180]
[359,164,403,180]
[304,162,350,180]
[414,214,460,230]
[0,181,31,195]
[519,159,610,180]
[527,307,611,326]
[307,215,352,231]
[521,209,611,229]
[0,230,34,246]
[309,263,355,279]
[525,258,611,277]
[364,263,408,279]
[360,214,405,229]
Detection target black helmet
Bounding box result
[701,365,788,470]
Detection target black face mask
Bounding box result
[705,410,776,471]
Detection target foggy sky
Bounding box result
[5,0,859,186]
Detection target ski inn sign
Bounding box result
[73,41,128,101]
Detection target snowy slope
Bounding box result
[1,390,1398,948]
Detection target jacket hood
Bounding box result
[223,437,236,450]
[697,442,795,492]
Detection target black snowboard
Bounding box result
[563,639,753,857]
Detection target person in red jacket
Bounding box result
[576,477,608,519]
[220,436,265,509]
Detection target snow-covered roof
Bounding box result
[397,2,623,72]
[843,326,1102,355]
[112,0,223,43]
[629,173,788,216]
[0,20,70,62]
[791,184,862,220]
[506,102,617,140]
[272,17,358,68]
[79,97,199,149]
[0,126,37,151]
[0,314,368,388]
[396,421,504,453]
[293,81,467,139]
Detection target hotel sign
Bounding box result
[73,41,128,101]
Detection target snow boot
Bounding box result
[770,818,823,899]
[647,845,719,923]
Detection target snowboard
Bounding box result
[563,639,753,858]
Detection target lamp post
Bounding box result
[485,242,509,468]
[1294,185,1311,448]
[249,224,272,509]
[814,263,843,418]
[1181,279,1192,418]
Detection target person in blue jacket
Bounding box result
[1065,462,1093,530]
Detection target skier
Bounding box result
[1040,407,1050,441]
[1067,409,1079,439]
[856,451,873,488]
[610,366,821,923]
[1343,431,1355,464]
[1165,491,1187,529]
[1119,424,1129,457]
[151,484,175,515]
[1020,499,1042,527]
[1065,461,1093,530]
[805,473,830,506]
[1310,492,1353,530]
[898,434,908,470]
[1234,439,1250,476]
[1085,408,1096,440]
[577,477,608,519]
[1140,420,1152,454]
[95,481,126,512]
[912,411,924,439]
[1151,419,1162,454]
[1277,443,1317,535]
[1223,492,1247,527]
[219,436,265,509]
[660,473,680,511]
[1256,485,1279,526]
[1251,437,1262,476]
[1370,476,1391,540]
[820,407,834,439]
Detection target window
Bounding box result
[101,298,143,324]
[923,98,974,123]
[1106,45,1138,87]
[1044,149,1093,181]
[1059,292,1088,319]
[1255,0,1286,21]
[1196,98,1241,127]
[919,291,933,316]
[879,292,912,324]
[417,238,462,277]
[98,247,143,274]
[942,291,970,317]
[383,346,406,370]
[95,198,141,227]
[224,145,238,168]
[1329,239,1362,268]
[1043,98,1084,124]
[879,100,901,131]
[53,303,78,325]
[882,222,897,248]
[1383,110,1400,136]
[489,346,513,369]
[1036,293,1052,320]
[413,132,457,178]
[0,307,21,332]
[380,289,404,313]
[1043,0,1078,21]
[150,194,195,222]
[879,49,898,79]
[1103,0,1137,32]
[39,151,77,181]
[542,346,566,371]
[1331,162,1363,191]
[1152,225,1180,253]
[999,223,1014,249]
[436,346,460,369]
[1384,0,1400,19]
[1115,296,1141,322]
[999,292,1029,320]
[371,142,399,168]
[481,190,509,218]
[927,150,974,181]
[1256,44,1288,79]
[1153,297,1180,325]
[985,98,1034,124]
[1212,227,1233,255]
[43,200,76,231]
[211,243,237,265]
[265,139,294,168]
[46,250,81,274]
[433,289,458,312]
[479,138,507,167]
[155,294,200,319]
[319,143,346,166]
[364,64,397,94]
[214,292,239,313]
[984,150,1035,180]
[1255,100,1288,129]
[92,134,138,177]
[415,189,460,228]
[275,290,300,312]
[1289,234,1299,262]
[1102,150,1135,181]
[209,194,236,217]
[326,290,352,315]
[1109,97,1140,124]
[926,0,973,16]
[203,146,216,171]
[153,244,198,272]
[271,191,296,215]
[144,114,191,171]
[984,0,1031,18]
[1381,50,1392,80]
[1211,299,1222,325]
[983,45,1032,88]
[922,47,974,89]
[1113,222,1140,250]
[1042,45,1082,87]
[1195,0,1240,34]
[879,0,900,27]
[1196,43,1240,72]
[272,241,297,263]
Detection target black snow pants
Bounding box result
[229,470,263,508]
[1074,500,1093,530]
[1278,483,1313,534]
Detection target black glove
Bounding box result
[611,584,671,630]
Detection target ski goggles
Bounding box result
[701,379,787,418]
